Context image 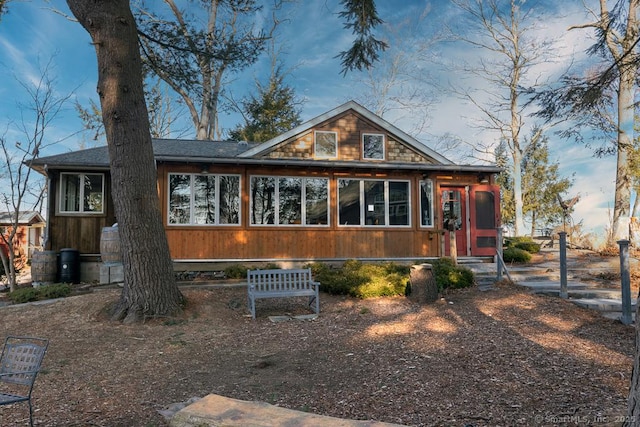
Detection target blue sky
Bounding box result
[0,0,619,242]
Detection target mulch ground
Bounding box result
[0,267,634,426]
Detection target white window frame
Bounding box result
[314,131,338,159]
[58,172,105,215]
[419,179,435,228]
[167,173,241,226]
[249,175,330,227]
[362,133,385,160]
[338,179,411,227]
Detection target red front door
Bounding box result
[469,185,501,256]
[441,187,467,256]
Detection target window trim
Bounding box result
[362,132,385,160]
[58,172,105,215]
[167,173,242,226]
[249,175,330,227]
[419,179,435,228]
[314,131,338,159]
[338,178,411,228]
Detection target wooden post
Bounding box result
[449,230,457,265]
[618,239,632,325]
[559,231,567,299]
[496,227,503,281]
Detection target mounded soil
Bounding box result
[0,252,635,426]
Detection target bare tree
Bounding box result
[571,0,639,243]
[449,0,556,236]
[352,3,454,154]
[66,0,184,323]
[134,0,275,140]
[0,63,69,291]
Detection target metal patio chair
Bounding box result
[0,336,49,427]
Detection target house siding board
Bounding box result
[261,111,437,165]
[47,171,116,254]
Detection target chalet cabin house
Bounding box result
[29,101,501,281]
[0,211,45,265]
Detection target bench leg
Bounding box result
[308,293,319,315]
[248,294,256,320]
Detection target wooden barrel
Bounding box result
[100,226,121,264]
[31,251,57,285]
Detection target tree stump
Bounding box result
[409,264,439,303]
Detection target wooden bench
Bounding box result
[247,268,320,319]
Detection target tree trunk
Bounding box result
[66,0,184,323]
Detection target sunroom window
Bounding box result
[419,180,434,227]
[314,131,337,158]
[338,179,410,226]
[59,173,104,214]
[362,133,385,159]
[168,173,240,225]
[250,176,329,226]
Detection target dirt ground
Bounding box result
[0,253,636,426]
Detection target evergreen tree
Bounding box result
[521,130,573,236]
[495,139,514,228]
[496,130,573,236]
[229,65,302,143]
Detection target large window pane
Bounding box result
[420,180,433,227]
[306,178,328,225]
[279,178,302,224]
[83,174,104,213]
[364,181,385,226]
[60,174,81,212]
[59,173,104,214]
[389,181,409,225]
[169,174,191,224]
[338,179,361,225]
[194,175,216,224]
[251,177,275,225]
[219,176,240,224]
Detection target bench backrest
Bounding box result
[248,268,315,292]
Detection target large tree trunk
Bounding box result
[66,0,184,323]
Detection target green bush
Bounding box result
[38,283,72,300]
[431,257,475,291]
[309,260,410,298]
[502,247,532,263]
[514,241,540,253]
[504,237,540,253]
[8,287,40,304]
[9,283,72,304]
[224,265,248,279]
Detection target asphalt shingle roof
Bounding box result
[29,139,258,170]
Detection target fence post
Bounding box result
[559,232,567,299]
[618,239,632,325]
[496,227,503,281]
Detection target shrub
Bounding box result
[224,265,248,279]
[502,247,531,263]
[310,260,410,298]
[8,287,40,304]
[38,283,72,300]
[431,257,475,291]
[514,240,540,253]
[504,237,540,253]
[8,283,72,304]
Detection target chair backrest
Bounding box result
[0,337,48,387]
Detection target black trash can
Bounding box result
[58,248,80,284]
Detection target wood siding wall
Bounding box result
[158,163,444,260]
[46,171,117,254]
[266,111,436,164]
